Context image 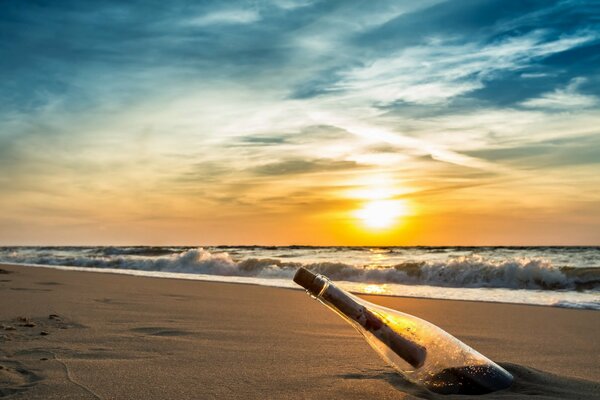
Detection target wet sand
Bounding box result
[0,263,599,399]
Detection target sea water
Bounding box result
[1,246,598,310]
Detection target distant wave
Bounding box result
[1,248,599,292]
[91,246,187,256]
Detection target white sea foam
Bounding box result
[1,247,598,292]
[551,300,600,310]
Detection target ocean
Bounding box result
[1,246,599,310]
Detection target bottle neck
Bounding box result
[294,267,365,320]
[293,267,329,297]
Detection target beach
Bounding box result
[1,263,599,399]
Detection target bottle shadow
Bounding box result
[338,363,600,399]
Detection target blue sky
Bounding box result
[1,0,599,245]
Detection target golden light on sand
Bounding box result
[354,199,408,229]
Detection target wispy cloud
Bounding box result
[308,30,599,106]
[251,159,363,176]
[186,8,261,26]
[521,77,599,109]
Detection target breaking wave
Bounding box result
[1,248,598,291]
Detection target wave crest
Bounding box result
[1,248,598,291]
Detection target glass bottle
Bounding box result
[294,267,513,395]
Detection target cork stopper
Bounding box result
[293,267,326,296]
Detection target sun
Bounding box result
[354,199,408,230]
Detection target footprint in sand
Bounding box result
[9,288,52,292]
[0,315,86,342]
[130,326,191,337]
[0,360,42,398]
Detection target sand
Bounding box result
[0,263,599,399]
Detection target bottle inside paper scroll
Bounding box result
[293,268,513,395]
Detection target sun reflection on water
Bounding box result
[362,284,389,295]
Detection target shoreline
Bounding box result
[1,263,599,399]
[1,261,598,312]
[2,245,599,248]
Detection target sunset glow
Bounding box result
[354,200,409,230]
[1,1,599,245]
[1,4,599,400]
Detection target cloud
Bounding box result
[465,133,600,168]
[306,111,502,171]
[304,30,599,106]
[186,9,261,26]
[235,136,288,146]
[521,77,599,109]
[272,0,316,10]
[251,159,363,176]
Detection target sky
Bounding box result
[1,0,599,246]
